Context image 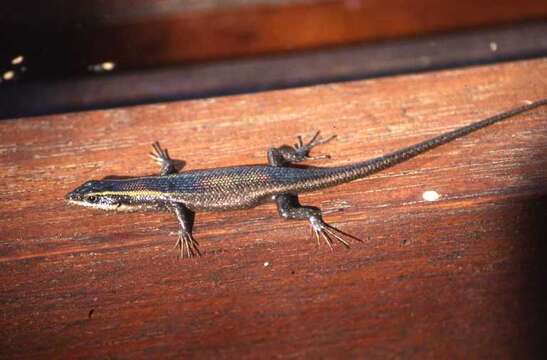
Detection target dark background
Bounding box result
[1,0,547,118]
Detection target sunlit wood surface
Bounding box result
[1,59,546,358]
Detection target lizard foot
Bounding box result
[149,141,182,175]
[308,215,362,250]
[294,131,336,160]
[173,230,202,258]
[149,141,171,164]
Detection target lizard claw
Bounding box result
[149,141,181,175]
[174,230,202,258]
[150,141,170,162]
[294,131,336,160]
[308,215,362,250]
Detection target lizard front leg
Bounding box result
[170,203,201,258]
[267,131,336,167]
[275,194,361,249]
[149,141,183,176]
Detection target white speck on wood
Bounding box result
[422,190,441,202]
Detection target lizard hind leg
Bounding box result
[275,194,361,250]
[174,230,201,258]
[294,131,336,160]
[267,131,336,166]
[170,203,201,259]
[308,215,362,250]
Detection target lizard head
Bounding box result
[65,180,133,211]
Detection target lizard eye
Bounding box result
[87,195,98,203]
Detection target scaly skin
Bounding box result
[65,99,547,258]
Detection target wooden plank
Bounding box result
[2,1,547,81]
[1,59,547,358]
[2,22,547,119]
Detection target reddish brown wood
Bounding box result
[2,0,547,80]
[3,22,547,120]
[90,0,547,65]
[1,59,547,357]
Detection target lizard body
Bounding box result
[66,99,547,257]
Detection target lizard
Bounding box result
[65,99,546,258]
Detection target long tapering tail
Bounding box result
[307,98,547,189]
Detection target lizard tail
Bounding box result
[310,98,547,188]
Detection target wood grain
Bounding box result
[1,59,547,358]
[2,0,547,81]
[3,22,547,120]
